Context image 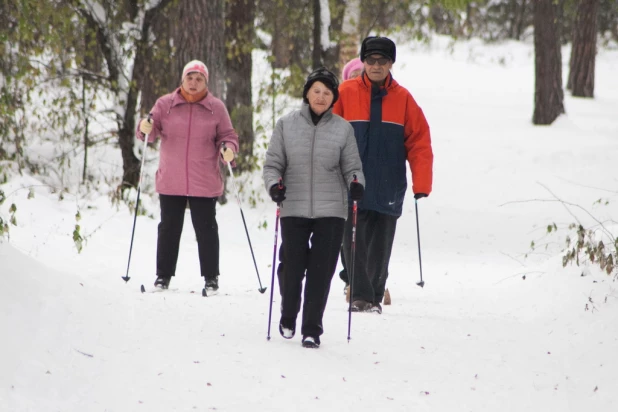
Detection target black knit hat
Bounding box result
[360,36,396,63]
[302,67,339,106]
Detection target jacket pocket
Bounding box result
[375,165,406,210]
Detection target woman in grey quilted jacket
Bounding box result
[263,67,365,349]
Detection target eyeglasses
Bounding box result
[365,57,390,66]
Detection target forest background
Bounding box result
[1,0,617,260]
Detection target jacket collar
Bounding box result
[358,71,397,91]
[170,87,214,111]
[300,102,333,125]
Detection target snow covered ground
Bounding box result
[1,36,617,411]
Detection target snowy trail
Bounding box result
[3,240,617,411]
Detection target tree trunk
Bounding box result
[267,0,313,69]
[339,0,360,69]
[511,0,530,41]
[533,0,565,125]
[119,3,170,190]
[567,0,598,97]
[598,0,618,42]
[323,0,345,73]
[121,16,145,189]
[271,2,291,69]
[141,9,175,112]
[312,0,322,68]
[225,0,255,173]
[204,0,226,98]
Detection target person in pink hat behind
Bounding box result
[342,57,363,81]
[136,59,239,294]
[338,56,373,301]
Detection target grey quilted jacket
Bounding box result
[263,103,365,219]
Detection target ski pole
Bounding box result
[347,175,359,341]
[267,178,283,340]
[414,198,425,288]
[223,143,267,293]
[123,113,152,283]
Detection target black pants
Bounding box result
[338,246,348,284]
[156,194,219,280]
[280,216,344,338]
[342,208,398,304]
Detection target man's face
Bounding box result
[363,54,392,83]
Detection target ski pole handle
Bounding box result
[277,177,283,204]
[137,113,153,185]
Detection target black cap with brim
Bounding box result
[364,51,390,59]
[360,36,396,63]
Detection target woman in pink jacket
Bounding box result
[136,60,239,294]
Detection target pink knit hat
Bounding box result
[342,57,363,80]
[182,60,209,82]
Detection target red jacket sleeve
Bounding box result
[404,94,433,196]
[332,98,343,117]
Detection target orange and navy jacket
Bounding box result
[333,72,433,216]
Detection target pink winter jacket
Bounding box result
[136,88,239,198]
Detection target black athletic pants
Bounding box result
[280,216,344,338]
[342,208,398,304]
[156,194,219,280]
[338,246,349,284]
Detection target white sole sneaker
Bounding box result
[279,324,295,339]
[302,336,320,348]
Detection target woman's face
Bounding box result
[307,81,334,115]
[182,72,207,95]
[348,69,362,80]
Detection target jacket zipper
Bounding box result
[309,124,317,218]
[185,104,193,195]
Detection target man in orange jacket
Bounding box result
[333,36,433,313]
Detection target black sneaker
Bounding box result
[279,317,296,339]
[350,299,372,312]
[302,336,320,349]
[205,277,219,295]
[154,276,171,289]
[370,302,382,314]
[279,324,295,339]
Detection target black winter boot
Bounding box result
[154,276,171,289]
[279,316,296,339]
[301,335,320,349]
[204,277,219,295]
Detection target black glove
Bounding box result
[414,193,428,200]
[349,182,364,201]
[269,184,286,203]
